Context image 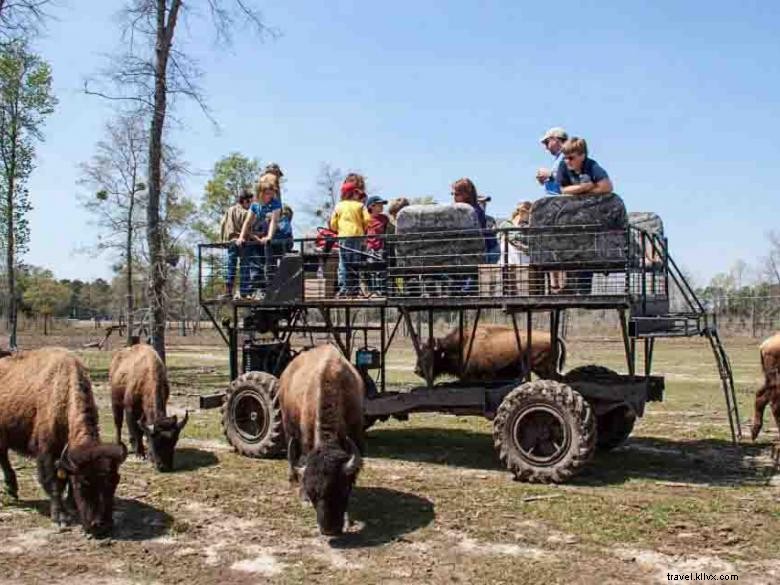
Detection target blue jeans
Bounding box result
[227,242,252,297]
[244,242,266,294]
[338,237,363,296]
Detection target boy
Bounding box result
[365,195,389,297]
[219,190,253,299]
[330,178,369,297]
[556,137,613,196]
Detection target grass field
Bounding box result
[1,333,779,584]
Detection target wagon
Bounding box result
[196,214,740,483]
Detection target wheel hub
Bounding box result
[512,404,570,466]
[232,391,270,443]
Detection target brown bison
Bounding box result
[751,332,780,441]
[280,344,365,536]
[0,348,127,536]
[109,344,188,471]
[415,324,566,382]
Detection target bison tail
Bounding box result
[556,337,567,375]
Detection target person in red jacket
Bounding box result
[364,195,389,297]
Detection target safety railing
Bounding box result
[197,224,668,308]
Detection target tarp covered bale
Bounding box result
[394,203,485,268]
[528,193,629,266]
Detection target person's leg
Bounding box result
[225,242,238,297]
[238,244,252,297]
[345,238,361,296]
[337,244,348,296]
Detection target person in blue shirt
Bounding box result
[237,176,282,297]
[273,204,294,252]
[556,137,614,196]
[535,127,568,194]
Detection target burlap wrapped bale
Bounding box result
[394,203,485,268]
[528,193,628,265]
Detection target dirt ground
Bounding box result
[1,328,779,584]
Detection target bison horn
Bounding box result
[342,437,363,476]
[118,441,128,462]
[175,410,189,431]
[56,444,75,474]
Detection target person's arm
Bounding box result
[561,183,595,196]
[590,176,613,194]
[237,209,255,245]
[329,204,340,232]
[263,209,281,242]
[536,167,551,185]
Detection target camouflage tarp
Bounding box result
[394,203,485,268]
[528,193,629,265]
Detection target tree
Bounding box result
[21,266,70,335]
[79,114,147,345]
[0,39,56,348]
[301,163,341,228]
[194,152,260,241]
[764,231,780,287]
[0,0,52,39]
[86,1,274,363]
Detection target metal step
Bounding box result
[629,314,706,338]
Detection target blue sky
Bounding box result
[26,0,780,285]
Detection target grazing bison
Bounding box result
[414,324,566,382]
[0,348,126,536]
[751,332,780,441]
[109,344,188,471]
[279,344,365,536]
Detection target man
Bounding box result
[557,137,613,196]
[219,190,253,299]
[535,127,568,194]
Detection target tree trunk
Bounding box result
[126,184,135,346]
[146,0,181,364]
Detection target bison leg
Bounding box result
[37,453,66,526]
[770,386,780,441]
[113,400,125,445]
[0,447,18,499]
[126,408,145,458]
[751,384,771,441]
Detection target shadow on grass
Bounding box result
[112,498,174,541]
[368,426,502,471]
[8,497,172,541]
[329,486,434,548]
[173,447,219,472]
[367,426,777,487]
[578,436,777,487]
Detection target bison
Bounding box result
[279,344,365,536]
[414,324,566,382]
[751,332,780,441]
[109,344,188,471]
[0,348,127,536]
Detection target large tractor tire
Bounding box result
[222,371,285,458]
[564,365,636,451]
[493,380,596,483]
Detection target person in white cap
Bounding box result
[535,127,568,194]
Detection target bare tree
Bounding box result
[300,162,341,228]
[764,231,780,286]
[78,114,147,345]
[86,1,275,362]
[0,0,52,39]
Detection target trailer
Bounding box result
[196,218,740,483]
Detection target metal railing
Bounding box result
[198,224,668,309]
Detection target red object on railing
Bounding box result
[315,227,339,253]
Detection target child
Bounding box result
[364,195,389,297]
[330,177,369,297]
[237,176,282,298]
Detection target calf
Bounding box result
[751,333,780,441]
[0,348,126,536]
[110,344,188,471]
[279,344,365,536]
[415,324,566,382]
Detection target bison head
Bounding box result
[140,412,189,472]
[288,437,362,536]
[57,443,127,537]
[414,339,447,380]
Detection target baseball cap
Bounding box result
[365,195,388,207]
[264,162,283,176]
[477,195,492,204]
[540,127,568,144]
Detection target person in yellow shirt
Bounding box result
[330,177,369,297]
